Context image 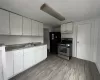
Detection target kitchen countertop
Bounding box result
[5,42,45,51]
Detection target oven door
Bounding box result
[58,45,69,56]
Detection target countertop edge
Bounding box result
[6,44,47,52]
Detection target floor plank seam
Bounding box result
[9,55,100,80]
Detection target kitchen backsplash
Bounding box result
[0,35,43,45]
[61,34,73,38]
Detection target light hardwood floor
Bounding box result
[10,54,100,80]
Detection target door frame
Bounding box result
[75,20,94,61]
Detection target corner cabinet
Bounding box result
[35,45,47,64]
[0,9,10,35]
[10,13,22,35]
[61,23,73,34]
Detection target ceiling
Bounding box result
[0,0,100,26]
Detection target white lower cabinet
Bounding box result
[35,45,47,64]
[23,48,35,70]
[6,45,47,79]
[6,51,14,79]
[13,50,23,75]
[35,47,42,64]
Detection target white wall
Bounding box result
[95,18,100,73]
[0,35,43,45]
[43,24,53,50]
[44,24,52,32]
[75,19,100,73]
[44,28,49,49]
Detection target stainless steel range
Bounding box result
[58,38,72,60]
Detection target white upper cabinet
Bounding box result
[10,13,22,35]
[32,20,38,36]
[61,24,66,33]
[0,9,10,35]
[38,22,43,36]
[23,17,32,35]
[66,23,73,32]
[61,23,73,33]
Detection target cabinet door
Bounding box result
[0,51,3,80]
[38,23,43,36]
[6,51,14,79]
[0,9,10,35]
[32,20,38,36]
[35,47,42,64]
[42,45,47,60]
[23,48,35,70]
[66,23,73,32]
[61,24,66,33]
[23,17,32,35]
[10,13,22,35]
[39,45,47,61]
[13,50,23,75]
[35,46,47,64]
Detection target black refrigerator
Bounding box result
[49,32,61,54]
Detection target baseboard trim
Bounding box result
[96,63,100,74]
